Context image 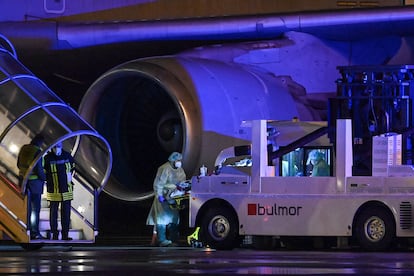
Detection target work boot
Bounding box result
[62,232,72,241]
[31,233,46,240]
[52,232,59,240]
[159,240,172,247]
[168,223,180,244]
[156,224,170,247]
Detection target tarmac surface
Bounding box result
[1,237,414,275]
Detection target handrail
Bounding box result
[0,169,22,197]
[0,201,26,228]
[70,204,94,230]
[0,170,28,243]
[269,126,330,160]
[70,172,99,239]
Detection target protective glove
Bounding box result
[158,195,165,202]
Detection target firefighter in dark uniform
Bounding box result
[17,134,46,240]
[44,142,75,240]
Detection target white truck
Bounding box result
[189,119,414,250]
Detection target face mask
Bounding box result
[53,146,62,156]
[175,161,182,168]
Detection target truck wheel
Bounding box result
[200,207,239,250]
[354,207,395,251]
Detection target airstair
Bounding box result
[0,41,112,247]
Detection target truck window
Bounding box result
[219,155,252,175]
[280,147,332,177]
[306,149,331,176]
[281,149,302,176]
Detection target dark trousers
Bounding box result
[28,192,41,236]
[49,200,71,238]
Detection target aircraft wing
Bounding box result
[57,5,414,46]
[1,6,414,50]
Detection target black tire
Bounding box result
[354,206,395,251]
[200,207,239,250]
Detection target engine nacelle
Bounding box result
[79,56,313,201]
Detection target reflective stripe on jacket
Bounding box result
[44,151,75,202]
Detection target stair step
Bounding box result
[39,229,84,240]
[39,208,49,220]
[41,197,48,208]
[37,207,84,240]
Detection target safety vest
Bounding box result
[17,144,44,179]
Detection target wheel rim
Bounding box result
[364,216,385,242]
[208,215,230,241]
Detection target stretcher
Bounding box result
[164,180,191,210]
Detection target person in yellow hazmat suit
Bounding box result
[146,152,186,247]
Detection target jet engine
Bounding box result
[79,56,316,201]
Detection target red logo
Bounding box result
[247,203,303,216]
[247,203,256,215]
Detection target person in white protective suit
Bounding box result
[146,152,186,247]
[308,150,330,177]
